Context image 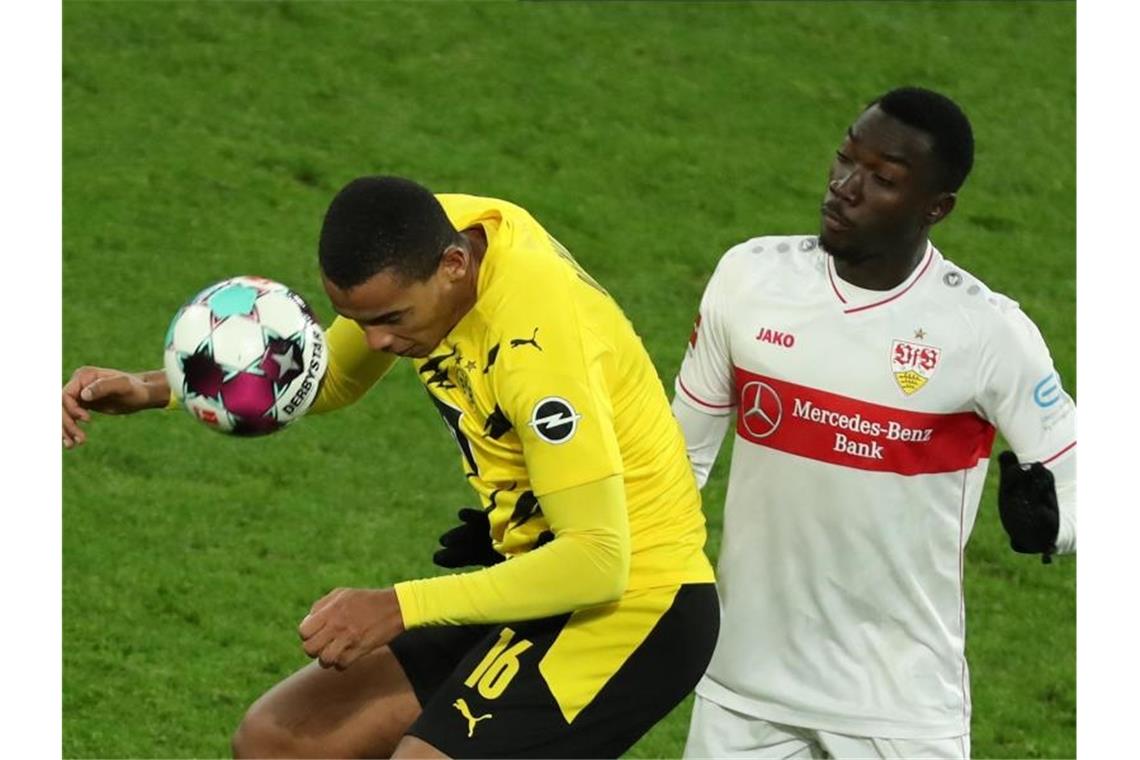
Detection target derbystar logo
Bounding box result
[733,367,995,475]
[281,331,325,415]
[755,327,796,348]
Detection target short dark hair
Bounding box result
[871,87,974,193]
[319,176,460,288]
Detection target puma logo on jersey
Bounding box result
[755,327,796,348]
[510,328,542,351]
[453,698,493,738]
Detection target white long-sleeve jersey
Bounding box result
[674,235,1075,738]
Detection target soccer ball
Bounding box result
[163,276,329,436]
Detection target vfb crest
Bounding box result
[891,340,941,396]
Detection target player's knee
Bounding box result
[231,703,301,759]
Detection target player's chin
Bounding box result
[398,344,431,359]
[818,228,855,260]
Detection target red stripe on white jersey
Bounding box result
[678,375,734,410]
[1042,440,1076,465]
[826,261,848,304]
[828,243,935,314]
[733,367,995,475]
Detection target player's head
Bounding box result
[820,87,974,262]
[319,176,477,358]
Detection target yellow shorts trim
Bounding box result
[538,584,682,724]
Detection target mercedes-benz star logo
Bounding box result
[739,380,782,439]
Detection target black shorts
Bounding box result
[389,583,718,758]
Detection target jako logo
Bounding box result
[755,328,795,348]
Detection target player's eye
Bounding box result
[873,174,895,187]
[835,151,852,164]
[363,312,403,327]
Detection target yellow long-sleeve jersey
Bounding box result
[312,194,713,626]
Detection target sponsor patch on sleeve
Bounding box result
[528,396,581,444]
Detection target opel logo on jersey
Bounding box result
[528,396,581,444]
[739,381,782,439]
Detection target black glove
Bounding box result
[997,450,1060,564]
[433,508,504,568]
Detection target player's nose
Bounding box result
[828,177,853,204]
[828,169,861,205]
[363,325,397,352]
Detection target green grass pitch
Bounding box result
[63,2,1075,757]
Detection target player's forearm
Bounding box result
[671,393,731,489]
[308,317,398,415]
[395,475,631,626]
[1055,483,1075,554]
[136,369,173,409]
[308,357,396,415]
[1051,453,1076,554]
[395,528,628,626]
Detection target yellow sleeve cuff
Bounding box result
[393,581,424,629]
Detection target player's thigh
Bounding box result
[234,624,489,759]
[818,730,970,759]
[233,646,420,758]
[683,695,823,759]
[406,582,719,758]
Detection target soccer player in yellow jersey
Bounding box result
[61,176,717,757]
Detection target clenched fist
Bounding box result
[299,588,406,671]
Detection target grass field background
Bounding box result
[63,2,1076,757]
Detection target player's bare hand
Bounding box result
[298,588,406,671]
[62,366,167,448]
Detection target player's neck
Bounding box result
[462,226,488,270]
[450,226,489,323]
[832,236,928,291]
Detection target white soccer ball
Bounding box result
[163,276,328,436]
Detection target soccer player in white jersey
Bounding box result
[676,87,1075,759]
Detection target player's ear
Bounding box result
[925,193,956,226]
[438,244,469,282]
